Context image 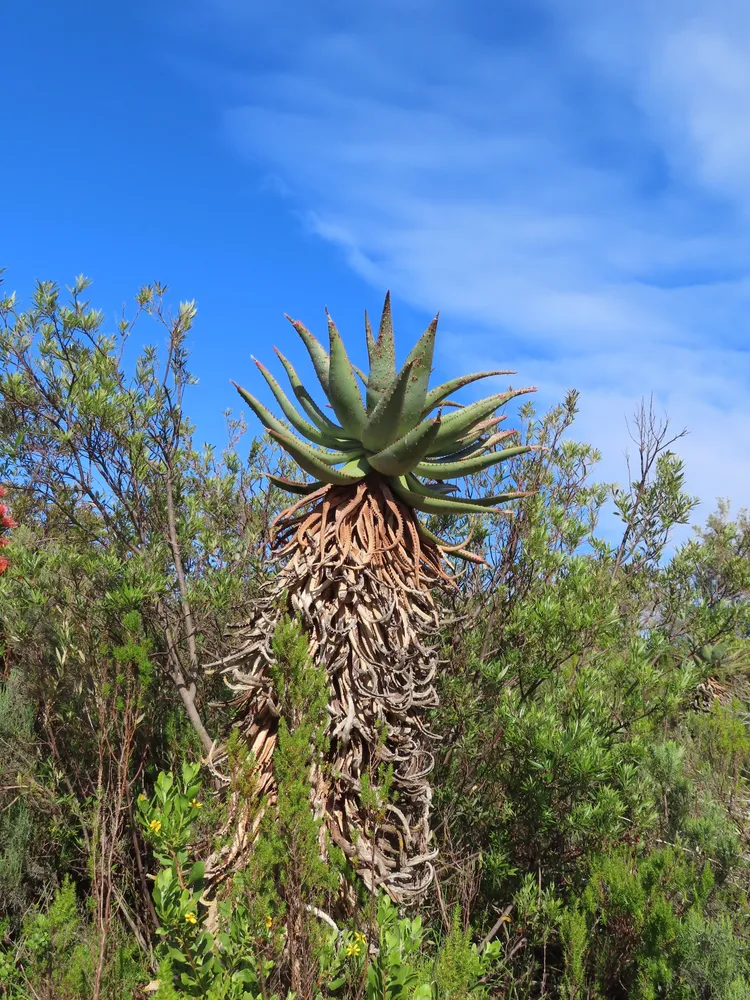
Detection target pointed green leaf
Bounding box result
[452,489,533,506]
[451,547,490,564]
[318,446,364,466]
[405,472,471,502]
[407,473,530,506]
[340,456,372,478]
[432,429,519,464]
[430,439,489,464]
[368,418,441,476]
[361,360,415,451]
[326,309,367,435]
[414,444,532,479]
[367,291,396,410]
[274,348,352,441]
[397,315,438,436]
[233,382,291,439]
[421,371,514,417]
[268,429,368,484]
[456,415,505,443]
[253,358,341,447]
[390,476,509,517]
[415,519,475,550]
[268,475,325,496]
[427,416,506,457]
[415,521,490,562]
[365,310,376,405]
[269,424,362,466]
[285,314,329,393]
[430,387,536,451]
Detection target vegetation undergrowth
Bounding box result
[0,277,748,998]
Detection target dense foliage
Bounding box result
[0,278,748,999]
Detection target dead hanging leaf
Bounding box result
[203,480,467,901]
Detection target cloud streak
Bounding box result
[191,0,750,524]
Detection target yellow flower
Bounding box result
[149,819,162,834]
[184,912,198,925]
[189,798,203,809]
[354,931,366,944]
[346,942,361,958]
[265,915,273,930]
[138,793,147,803]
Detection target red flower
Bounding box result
[0,486,14,574]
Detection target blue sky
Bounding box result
[4,0,750,525]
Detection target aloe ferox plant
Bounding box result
[208,292,536,900]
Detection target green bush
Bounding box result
[2,278,750,999]
[0,877,145,999]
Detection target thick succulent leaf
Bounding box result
[285,315,330,393]
[252,358,341,447]
[431,387,536,451]
[365,310,376,394]
[404,473,470,503]
[368,418,441,476]
[366,291,396,411]
[361,359,415,452]
[403,473,480,504]
[390,476,509,517]
[428,416,506,457]
[268,429,368,484]
[415,444,532,479]
[233,382,292,439]
[416,519,476,551]
[452,489,533,506]
[433,429,519,464]
[268,475,325,496]
[269,426,360,467]
[340,456,372,478]
[362,310,375,404]
[396,316,438,436]
[431,437,491,465]
[421,370,514,417]
[450,547,490,565]
[407,473,530,506]
[414,507,494,562]
[273,348,352,442]
[326,309,367,436]
[456,415,505,444]
[318,445,366,466]
[422,480,459,494]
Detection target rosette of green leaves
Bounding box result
[234,293,535,521]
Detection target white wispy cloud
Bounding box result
[189,0,750,524]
